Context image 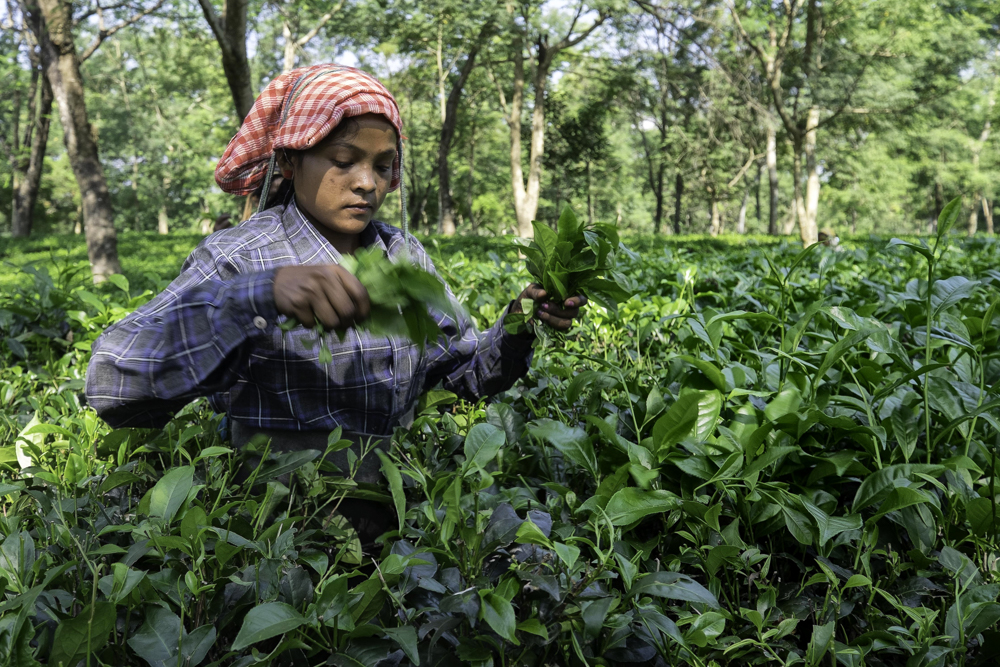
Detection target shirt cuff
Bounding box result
[223,269,281,334]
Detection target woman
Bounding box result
[85,65,585,544]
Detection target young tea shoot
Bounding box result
[506,206,632,335]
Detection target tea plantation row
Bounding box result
[0,225,999,667]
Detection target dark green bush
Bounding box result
[1,220,1000,666]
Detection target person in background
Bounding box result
[85,65,586,549]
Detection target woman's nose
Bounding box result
[353,164,376,192]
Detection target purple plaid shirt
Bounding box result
[85,199,534,433]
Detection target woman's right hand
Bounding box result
[273,265,371,330]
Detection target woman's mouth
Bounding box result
[346,202,372,212]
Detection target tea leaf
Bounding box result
[231,602,306,651]
[479,591,518,643]
[463,423,506,472]
[604,488,680,526]
[148,466,193,523]
[630,572,720,608]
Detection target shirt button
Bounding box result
[253,316,267,330]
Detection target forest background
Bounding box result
[1,0,1000,278]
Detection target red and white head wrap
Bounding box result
[214,64,404,196]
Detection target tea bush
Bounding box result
[1,212,1000,666]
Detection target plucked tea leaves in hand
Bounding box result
[506,206,632,334]
[281,247,458,351]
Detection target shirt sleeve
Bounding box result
[85,243,280,429]
[411,241,536,403]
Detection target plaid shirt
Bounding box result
[86,200,534,433]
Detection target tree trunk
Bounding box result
[737,187,749,234]
[506,32,531,236]
[282,18,297,73]
[766,121,779,235]
[673,172,683,235]
[652,170,663,234]
[801,106,820,246]
[586,160,594,224]
[520,55,552,237]
[969,195,981,236]
[850,208,858,235]
[437,27,486,237]
[27,0,121,280]
[984,198,994,234]
[785,145,804,235]
[468,114,477,231]
[754,162,762,228]
[157,204,169,234]
[197,0,253,121]
[709,197,721,236]
[12,71,53,237]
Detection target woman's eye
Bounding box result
[376,164,392,173]
[333,160,353,168]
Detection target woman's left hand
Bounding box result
[510,284,587,331]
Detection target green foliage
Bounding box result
[507,207,633,333]
[2,230,1000,665]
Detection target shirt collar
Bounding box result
[281,197,385,264]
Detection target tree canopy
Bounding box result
[1,0,998,258]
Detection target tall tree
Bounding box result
[435,19,492,235]
[489,1,609,238]
[17,0,161,278]
[628,5,706,234]
[383,1,497,235]
[0,9,53,237]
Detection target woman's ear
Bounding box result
[275,149,294,180]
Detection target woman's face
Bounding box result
[282,113,397,239]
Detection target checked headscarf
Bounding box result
[214,65,404,196]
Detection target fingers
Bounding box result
[533,293,587,331]
[521,284,546,302]
[335,266,371,322]
[536,310,574,330]
[274,264,371,331]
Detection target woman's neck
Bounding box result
[295,201,365,256]
[314,222,363,256]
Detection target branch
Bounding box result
[1,0,14,30]
[294,0,345,47]
[725,1,769,69]
[196,0,226,44]
[484,61,510,121]
[80,0,165,61]
[726,0,800,139]
[776,0,799,55]
[728,151,765,188]
[73,0,131,27]
[562,1,585,44]
[814,38,891,132]
[553,6,608,52]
